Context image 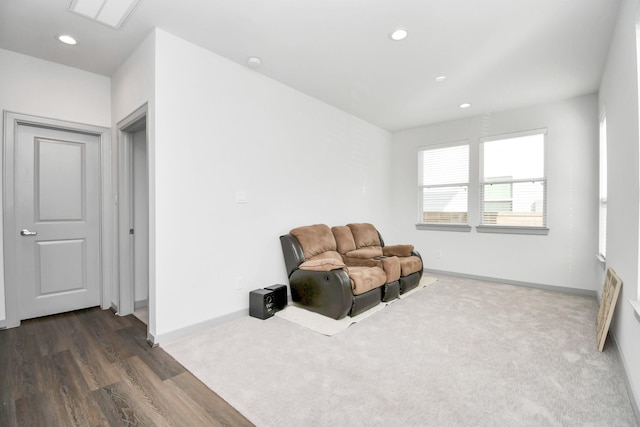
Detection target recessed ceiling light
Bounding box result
[459,103,472,109]
[57,34,78,45]
[389,28,408,41]
[247,56,262,68]
[435,75,447,82]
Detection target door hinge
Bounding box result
[129,229,134,235]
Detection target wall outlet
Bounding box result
[235,191,248,204]
[437,249,443,259]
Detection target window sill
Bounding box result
[415,223,472,232]
[476,225,549,235]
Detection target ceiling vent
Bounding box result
[68,0,142,29]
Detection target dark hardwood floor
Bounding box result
[0,307,254,427]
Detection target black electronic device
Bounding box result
[249,288,277,319]
[264,284,287,311]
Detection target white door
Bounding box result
[16,124,101,320]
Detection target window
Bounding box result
[479,130,547,232]
[599,112,607,260]
[418,143,470,229]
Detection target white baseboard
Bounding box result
[134,299,148,309]
[424,269,597,297]
[149,308,248,346]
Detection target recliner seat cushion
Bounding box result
[337,256,400,282]
[399,256,423,276]
[339,256,379,268]
[299,258,346,272]
[347,266,386,295]
[290,224,337,260]
[345,247,383,259]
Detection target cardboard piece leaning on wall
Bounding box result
[596,267,623,352]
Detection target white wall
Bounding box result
[152,29,392,340]
[390,94,600,291]
[599,0,640,413]
[0,49,111,126]
[111,31,155,123]
[0,48,111,323]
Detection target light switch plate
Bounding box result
[235,191,247,204]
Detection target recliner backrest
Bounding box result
[331,225,356,254]
[347,223,382,249]
[289,224,337,260]
[280,234,305,278]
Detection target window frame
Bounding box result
[476,129,549,235]
[416,141,472,232]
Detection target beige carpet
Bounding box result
[163,274,637,427]
[275,276,438,336]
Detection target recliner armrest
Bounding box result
[288,268,353,319]
[412,250,424,276]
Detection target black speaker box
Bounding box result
[264,284,287,311]
[249,288,277,319]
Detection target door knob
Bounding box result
[20,229,37,236]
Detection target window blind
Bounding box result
[420,144,469,224]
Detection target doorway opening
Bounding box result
[117,105,150,335]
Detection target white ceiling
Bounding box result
[0,0,621,131]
